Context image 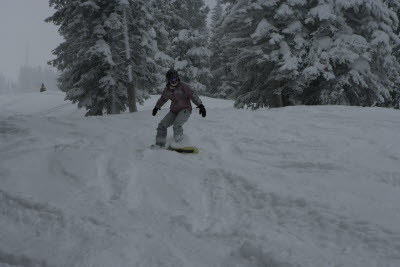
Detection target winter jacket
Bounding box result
[155,82,202,113]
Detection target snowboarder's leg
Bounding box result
[173,109,191,143]
[156,112,177,146]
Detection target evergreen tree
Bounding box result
[312,0,400,107]
[208,0,226,97]
[219,0,400,109]
[166,0,211,94]
[170,28,211,93]
[121,0,159,111]
[218,0,279,108]
[47,0,157,116]
[150,0,177,91]
[387,0,400,109]
[212,2,239,99]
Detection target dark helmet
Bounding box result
[166,68,179,81]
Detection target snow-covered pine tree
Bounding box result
[167,0,212,94]
[208,0,226,97]
[386,0,400,109]
[209,0,224,71]
[220,0,400,109]
[47,0,157,116]
[170,29,212,93]
[150,0,211,93]
[150,0,177,91]
[217,0,300,108]
[308,0,400,107]
[210,2,240,99]
[47,0,124,115]
[121,0,159,109]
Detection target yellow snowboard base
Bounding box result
[167,146,199,154]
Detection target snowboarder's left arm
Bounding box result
[183,84,202,107]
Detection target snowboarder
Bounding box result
[152,69,206,148]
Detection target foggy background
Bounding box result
[0,0,62,90]
[0,0,216,92]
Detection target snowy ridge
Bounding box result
[1,92,400,266]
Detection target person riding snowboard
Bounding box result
[152,69,206,147]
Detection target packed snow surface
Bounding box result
[1,91,400,267]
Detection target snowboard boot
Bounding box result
[174,135,184,144]
[152,142,165,149]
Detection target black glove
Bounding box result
[152,107,159,116]
[197,104,206,118]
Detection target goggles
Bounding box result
[170,77,178,83]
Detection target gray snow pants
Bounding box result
[156,109,191,145]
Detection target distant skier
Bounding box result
[40,83,47,92]
[152,69,206,148]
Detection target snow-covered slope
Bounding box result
[1,91,400,267]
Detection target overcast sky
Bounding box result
[0,0,216,82]
[0,0,62,81]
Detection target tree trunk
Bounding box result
[127,82,137,112]
[107,89,121,115]
[123,6,137,113]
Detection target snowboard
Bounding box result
[149,145,199,154]
[167,146,199,154]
